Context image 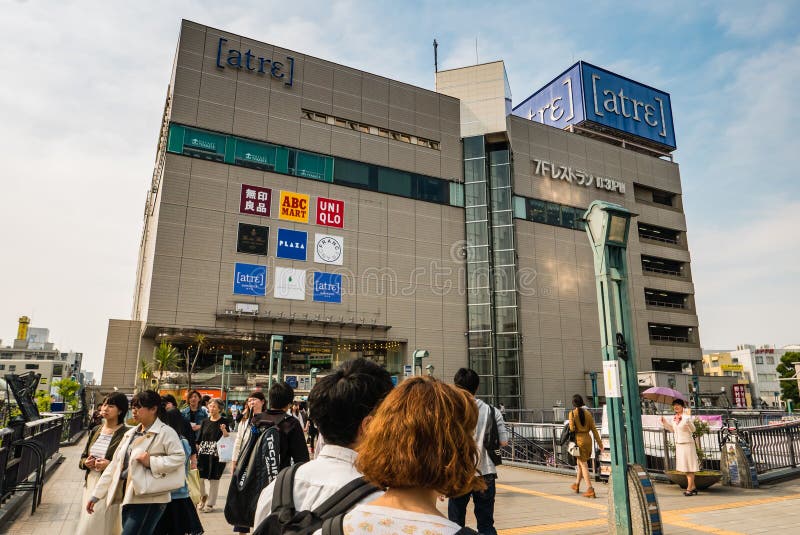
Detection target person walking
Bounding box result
[568,394,602,498]
[154,408,204,535]
[77,393,129,535]
[261,382,309,471]
[86,390,186,535]
[339,377,485,534]
[197,398,230,512]
[181,390,208,440]
[231,391,267,474]
[254,358,393,526]
[661,398,700,496]
[448,368,508,535]
[289,402,305,429]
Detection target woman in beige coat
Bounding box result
[661,398,700,496]
[87,390,185,534]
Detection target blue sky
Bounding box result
[1,0,798,376]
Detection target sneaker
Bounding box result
[202,505,214,513]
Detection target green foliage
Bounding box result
[153,341,179,390]
[52,378,81,410]
[777,352,800,404]
[35,390,52,413]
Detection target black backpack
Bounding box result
[484,405,503,466]
[253,462,380,535]
[225,415,292,528]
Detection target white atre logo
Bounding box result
[532,158,625,195]
[314,234,343,265]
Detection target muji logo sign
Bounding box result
[316,197,344,228]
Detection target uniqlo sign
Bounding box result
[240,184,272,216]
[316,197,345,228]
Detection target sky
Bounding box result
[1,0,798,378]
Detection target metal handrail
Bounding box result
[650,334,691,343]
[643,265,683,277]
[645,299,686,309]
[639,233,679,245]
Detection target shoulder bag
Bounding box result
[130,433,185,496]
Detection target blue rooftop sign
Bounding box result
[513,62,676,150]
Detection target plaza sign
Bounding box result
[532,158,626,194]
[513,61,676,150]
[215,37,295,87]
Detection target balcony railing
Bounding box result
[649,334,691,343]
[643,265,683,277]
[640,233,680,245]
[645,299,687,310]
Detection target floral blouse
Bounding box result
[334,504,462,535]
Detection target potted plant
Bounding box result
[665,418,723,490]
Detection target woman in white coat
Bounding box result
[661,398,700,495]
[86,390,186,534]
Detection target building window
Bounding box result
[25,363,39,370]
[767,356,775,365]
[755,356,763,365]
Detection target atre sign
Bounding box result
[513,61,676,150]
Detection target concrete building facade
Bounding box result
[102,21,702,408]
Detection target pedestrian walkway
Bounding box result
[4,438,800,534]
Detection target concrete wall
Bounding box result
[101,319,143,388]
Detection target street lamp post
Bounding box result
[310,367,320,389]
[413,349,430,376]
[584,200,656,534]
[221,354,232,402]
[268,335,284,392]
[425,364,435,377]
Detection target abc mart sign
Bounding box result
[533,158,626,195]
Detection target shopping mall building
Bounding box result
[102,20,701,408]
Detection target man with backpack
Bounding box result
[225,382,310,532]
[448,368,509,535]
[252,358,393,534]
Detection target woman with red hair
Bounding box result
[333,376,485,534]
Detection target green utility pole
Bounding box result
[268,335,284,393]
[584,201,654,534]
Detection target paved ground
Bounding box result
[4,438,800,534]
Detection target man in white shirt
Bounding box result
[448,368,509,535]
[254,358,394,524]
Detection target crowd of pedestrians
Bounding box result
[77,361,515,535]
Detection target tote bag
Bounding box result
[217,434,235,463]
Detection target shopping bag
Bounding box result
[187,468,203,504]
[217,434,235,463]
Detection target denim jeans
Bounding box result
[448,474,497,535]
[121,503,168,535]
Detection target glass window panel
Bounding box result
[513,196,526,218]
[490,165,511,187]
[378,167,413,196]
[466,246,489,262]
[545,202,561,226]
[493,250,515,267]
[561,206,576,229]
[465,182,487,206]
[493,290,516,307]
[464,159,486,183]
[528,199,547,223]
[417,175,447,203]
[491,188,512,210]
[496,357,519,376]
[496,333,519,350]
[494,307,518,332]
[468,304,492,330]
[493,225,514,250]
[466,206,488,222]
[575,208,587,231]
[295,151,327,180]
[491,209,513,226]
[466,221,489,246]
[467,264,490,288]
[463,136,485,159]
[489,149,510,166]
[468,287,491,305]
[497,376,521,396]
[493,265,516,291]
[334,159,371,187]
[234,139,277,170]
[449,182,464,207]
[468,333,492,349]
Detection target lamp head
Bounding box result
[583,200,635,249]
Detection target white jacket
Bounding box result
[91,418,186,507]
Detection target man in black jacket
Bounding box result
[257,382,310,470]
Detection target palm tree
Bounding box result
[184,334,208,392]
[153,341,179,390]
[138,358,153,391]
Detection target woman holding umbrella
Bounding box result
[660,398,700,496]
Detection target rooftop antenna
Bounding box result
[433,39,438,73]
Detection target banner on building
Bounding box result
[313,272,342,303]
[314,233,344,265]
[276,228,308,261]
[233,263,267,296]
[279,191,310,223]
[237,223,269,255]
[240,184,271,216]
[274,267,306,300]
[732,384,747,408]
[316,197,345,228]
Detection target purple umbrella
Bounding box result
[641,386,686,405]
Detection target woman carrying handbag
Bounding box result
[568,394,602,498]
[86,390,186,535]
[77,393,129,535]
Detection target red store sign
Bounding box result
[732,384,747,408]
[240,184,271,216]
[316,197,345,228]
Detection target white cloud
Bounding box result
[717,2,788,38]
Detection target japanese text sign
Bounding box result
[240,184,272,216]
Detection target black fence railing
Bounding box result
[57,411,85,444]
[1,415,64,515]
